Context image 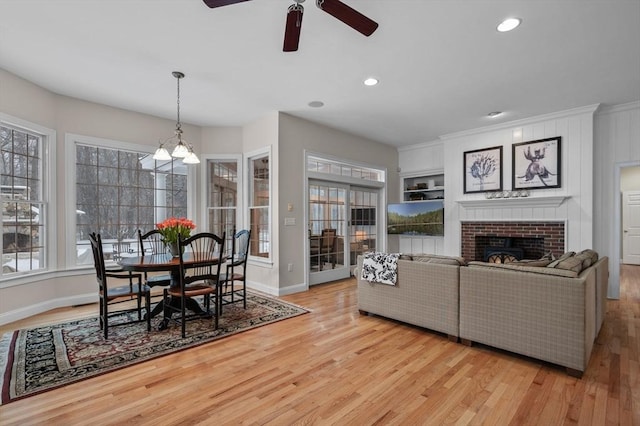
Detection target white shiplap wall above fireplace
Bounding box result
[441,104,599,256]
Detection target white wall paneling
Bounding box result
[440,105,599,256]
[594,101,640,298]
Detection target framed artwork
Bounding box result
[512,137,561,190]
[463,146,503,194]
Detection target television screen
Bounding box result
[387,201,444,236]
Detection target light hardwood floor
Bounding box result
[1,265,638,425]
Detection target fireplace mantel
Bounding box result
[456,195,569,209]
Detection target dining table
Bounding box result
[118,252,226,330]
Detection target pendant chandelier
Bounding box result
[153,71,200,164]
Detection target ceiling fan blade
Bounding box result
[283,4,304,52]
[316,0,378,36]
[202,0,250,8]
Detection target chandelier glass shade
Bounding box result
[153,71,200,164]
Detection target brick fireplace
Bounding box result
[461,221,565,262]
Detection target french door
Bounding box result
[308,180,379,285]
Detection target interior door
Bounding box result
[622,190,640,265]
[308,181,349,284]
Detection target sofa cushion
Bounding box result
[412,254,467,266]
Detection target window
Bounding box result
[248,152,270,259]
[1,124,47,277]
[307,156,384,182]
[206,159,239,251]
[73,141,188,265]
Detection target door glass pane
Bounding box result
[349,188,377,266]
[309,183,346,272]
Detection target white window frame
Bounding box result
[64,133,196,269]
[201,153,243,247]
[244,146,272,264]
[0,113,56,285]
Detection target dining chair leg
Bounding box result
[242,285,246,309]
[102,298,109,339]
[145,292,151,332]
[181,295,186,338]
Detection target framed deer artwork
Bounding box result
[512,137,562,190]
[463,146,503,194]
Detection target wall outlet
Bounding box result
[287,263,293,272]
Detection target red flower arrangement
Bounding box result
[156,217,196,245]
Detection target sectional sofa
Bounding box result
[356,250,609,377]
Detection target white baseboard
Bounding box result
[246,280,307,297]
[0,293,97,326]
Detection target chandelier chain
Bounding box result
[176,74,181,131]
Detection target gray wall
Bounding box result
[277,113,399,292]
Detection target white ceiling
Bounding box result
[1,0,639,147]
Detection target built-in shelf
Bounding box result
[456,195,570,209]
[401,171,444,202]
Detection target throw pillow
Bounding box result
[547,251,575,268]
[579,249,598,265]
[554,254,585,273]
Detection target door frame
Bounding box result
[622,190,640,265]
[304,151,387,287]
[611,160,640,299]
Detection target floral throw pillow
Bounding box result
[361,252,400,285]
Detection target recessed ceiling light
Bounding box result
[364,77,379,86]
[487,111,503,118]
[497,17,521,32]
[308,101,324,108]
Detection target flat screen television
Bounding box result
[387,201,444,236]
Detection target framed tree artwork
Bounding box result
[512,137,561,190]
[463,146,503,194]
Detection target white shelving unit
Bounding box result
[401,170,445,202]
[397,170,446,255]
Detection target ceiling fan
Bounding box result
[202,0,378,52]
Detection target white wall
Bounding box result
[620,166,640,192]
[442,105,598,256]
[397,102,640,299]
[594,101,640,298]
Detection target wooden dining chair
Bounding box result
[89,232,151,338]
[138,229,172,318]
[163,232,225,338]
[138,229,172,287]
[310,228,337,271]
[220,229,251,310]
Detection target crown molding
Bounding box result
[440,104,600,141]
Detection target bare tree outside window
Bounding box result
[249,155,269,258]
[207,160,238,253]
[75,144,188,264]
[1,125,45,276]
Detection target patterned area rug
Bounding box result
[0,291,308,405]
